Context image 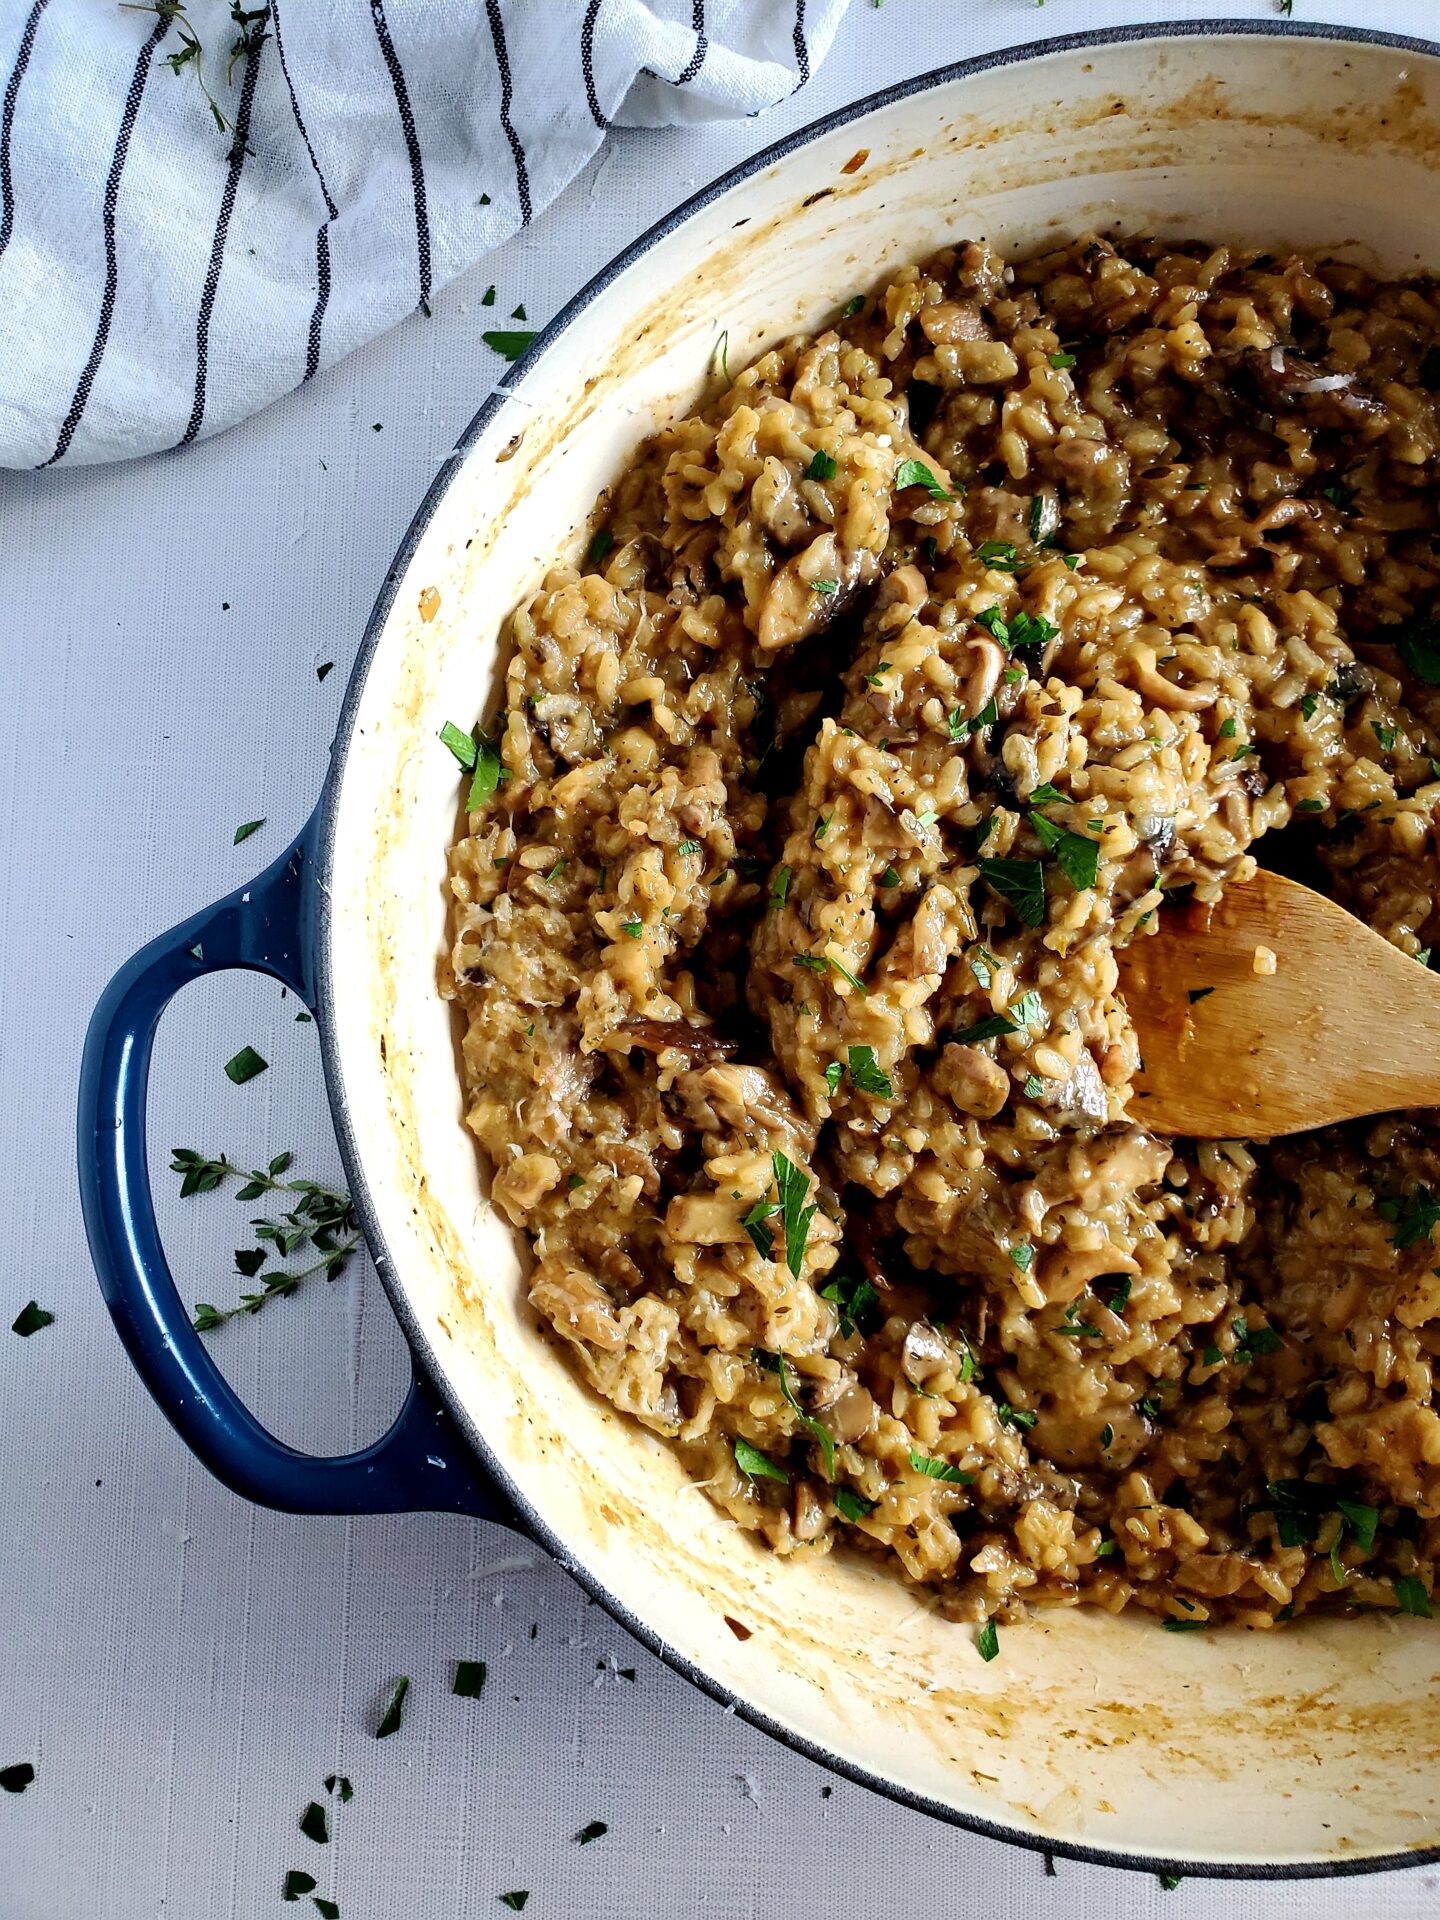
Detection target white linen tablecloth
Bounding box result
[4,2,1440,1916]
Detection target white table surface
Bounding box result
[6,3,1440,1915]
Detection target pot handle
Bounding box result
[77,820,516,1525]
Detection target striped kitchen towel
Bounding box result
[0,0,851,468]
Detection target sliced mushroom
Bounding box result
[664,1191,750,1245]
[756,532,877,651]
[935,1042,1011,1119]
[811,1376,876,1444]
[618,1018,737,1060]
[1128,643,1217,713]
[1040,1244,1140,1308]
[960,634,1006,716]
[919,300,990,346]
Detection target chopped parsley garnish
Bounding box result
[1396,622,1440,685]
[1163,1619,1207,1633]
[806,450,838,482]
[824,1062,843,1096]
[908,1447,973,1484]
[841,294,866,319]
[1201,1344,1223,1369]
[776,1352,836,1477]
[11,1301,54,1338]
[483,329,537,362]
[586,529,615,566]
[835,1488,877,1522]
[815,815,831,841]
[1336,1500,1379,1552]
[223,1045,267,1086]
[1372,720,1398,752]
[1027,782,1066,805]
[1056,1301,1101,1339]
[1029,810,1100,891]
[375,1676,409,1738]
[977,539,1018,573]
[880,865,901,887]
[791,951,867,994]
[734,1437,788,1484]
[1008,1243,1035,1274]
[949,696,998,740]
[821,1272,881,1340]
[619,917,643,940]
[1233,1317,1282,1361]
[1394,1575,1432,1618]
[453,1660,487,1698]
[1299,692,1319,720]
[233,817,265,845]
[810,578,840,596]
[1378,1185,1440,1251]
[1007,611,1058,652]
[1295,797,1325,812]
[969,946,996,988]
[976,1619,1000,1662]
[954,1013,1016,1045]
[1322,479,1355,511]
[1009,989,1042,1029]
[977,855,1046,926]
[1218,716,1236,739]
[677,839,701,856]
[864,662,892,686]
[975,605,1008,643]
[300,1802,329,1844]
[0,1762,35,1793]
[499,1896,530,1912]
[1138,1395,1161,1421]
[769,864,791,908]
[576,1820,609,1844]
[894,457,950,499]
[847,1046,893,1097]
[543,859,566,883]
[1023,1074,1044,1098]
[1188,987,1215,1004]
[998,1402,1036,1430]
[772,1151,816,1281]
[1100,1424,1114,1449]
[1049,351,1077,370]
[283,1871,317,1901]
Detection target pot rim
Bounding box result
[313,17,1440,1880]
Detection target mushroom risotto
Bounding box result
[445,235,1440,1632]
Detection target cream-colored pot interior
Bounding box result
[322,28,1440,1872]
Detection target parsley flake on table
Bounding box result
[375,1675,409,1738]
[315,1902,341,1920]
[300,1802,328,1844]
[324,1775,353,1802]
[734,1437,788,1484]
[483,330,537,362]
[11,1301,54,1338]
[499,1896,530,1912]
[894,457,950,499]
[283,1871,317,1902]
[976,1619,999,1662]
[0,1762,35,1793]
[223,1045,267,1086]
[233,818,265,845]
[977,855,1046,926]
[576,1820,608,1844]
[453,1660,487,1699]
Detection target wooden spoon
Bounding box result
[1115,869,1440,1138]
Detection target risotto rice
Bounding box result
[445,235,1440,1633]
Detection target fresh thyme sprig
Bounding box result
[119,2,269,147]
[170,1148,361,1330]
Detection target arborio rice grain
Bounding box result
[446,235,1440,1633]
